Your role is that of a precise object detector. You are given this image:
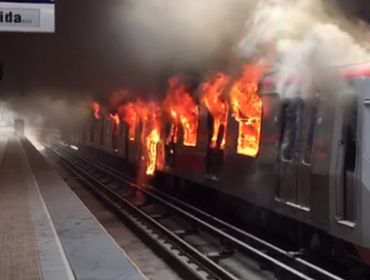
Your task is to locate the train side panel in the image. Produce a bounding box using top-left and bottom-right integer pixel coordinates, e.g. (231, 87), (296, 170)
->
(70, 67), (370, 258)
(171, 104), (208, 183)
(117, 122), (127, 159)
(357, 78), (370, 261)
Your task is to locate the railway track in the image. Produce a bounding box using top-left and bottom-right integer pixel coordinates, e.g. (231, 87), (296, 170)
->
(46, 143), (345, 280)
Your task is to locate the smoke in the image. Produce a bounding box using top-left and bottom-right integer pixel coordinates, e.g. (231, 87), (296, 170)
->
(120, 0), (255, 72)
(14, 93), (93, 134)
(0, 0), (369, 134)
(235, 0), (370, 100)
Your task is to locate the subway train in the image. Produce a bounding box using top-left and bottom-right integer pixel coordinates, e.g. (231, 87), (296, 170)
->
(65, 62), (370, 275)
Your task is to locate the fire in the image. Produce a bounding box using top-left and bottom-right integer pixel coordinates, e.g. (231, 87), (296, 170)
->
(92, 102), (100, 119)
(109, 113), (120, 133)
(166, 122), (178, 144)
(146, 127), (160, 175)
(201, 73), (230, 149)
(164, 76), (198, 146)
(229, 65), (264, 157)
(90, 63), (267, 178)
(119, 103), (136, 141)
(134, 100), (161, 176)
(109, 113), (120, 126)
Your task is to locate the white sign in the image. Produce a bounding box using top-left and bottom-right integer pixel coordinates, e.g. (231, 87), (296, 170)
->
(0, 0), (54, 33)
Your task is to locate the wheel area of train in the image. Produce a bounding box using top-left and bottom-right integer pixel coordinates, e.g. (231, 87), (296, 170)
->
(0, 135), (147, 280)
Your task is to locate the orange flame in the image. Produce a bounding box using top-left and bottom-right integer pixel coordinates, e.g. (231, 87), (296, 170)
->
(166, 123), (178, 144)
(201, 73), (230, 149)
(109, 113), (120, 126)
(229, 65), (264, 157)
(135, 100), (161, 176)
(119, 103), (137, 141)
(164, 76), (198, 146)
(92, 102), (100, 119)
(146, 127), (160, 175)
(109, 113), (120, 134)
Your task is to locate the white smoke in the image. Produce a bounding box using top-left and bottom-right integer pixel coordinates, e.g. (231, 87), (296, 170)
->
(235, 0), (370, 100)
(13, 93), (93, 146)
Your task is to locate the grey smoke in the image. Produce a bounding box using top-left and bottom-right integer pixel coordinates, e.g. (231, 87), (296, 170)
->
(235, 0), (370, 100)
(0, 0), (368, 134)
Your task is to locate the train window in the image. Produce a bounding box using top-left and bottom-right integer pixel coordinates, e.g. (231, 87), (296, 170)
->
(280, 100), (302, 161)
(303, 101), (318, 164)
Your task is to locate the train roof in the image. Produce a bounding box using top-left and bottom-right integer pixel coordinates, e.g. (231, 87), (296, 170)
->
(338, 62), (370, 78)
(261, 62), (370, 89)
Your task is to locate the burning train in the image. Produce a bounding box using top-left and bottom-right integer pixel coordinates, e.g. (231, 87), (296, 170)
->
(65, 62), (370, 274)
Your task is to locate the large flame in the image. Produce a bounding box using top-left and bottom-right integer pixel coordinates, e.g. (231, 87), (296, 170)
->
(146, 127), (160, 175)
(166, 122), (178, 144)
(91, 64), (267, 176)
(119, 103), (137, 141)
(135, 100), (161, 176)
(92, 102), (100, 119)
(229, 65), (264, 157)
(201, 73), (230, 149)
(164, 76), (199, 146)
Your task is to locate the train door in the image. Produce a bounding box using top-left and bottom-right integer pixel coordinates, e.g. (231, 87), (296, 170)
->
(205, 112), (227, 180)
(164, 122), (178, 169)
(278, 97), (318, 209)
(297, 99), (318, 208)
(335, 92), (358, 223)
(119, 123), (128, 158)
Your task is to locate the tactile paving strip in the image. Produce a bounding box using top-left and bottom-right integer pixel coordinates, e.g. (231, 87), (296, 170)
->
(0, 139), (43, 280)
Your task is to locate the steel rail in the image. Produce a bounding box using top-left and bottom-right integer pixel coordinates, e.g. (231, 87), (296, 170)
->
(52, 144), (345, 280)
(47, 145), (240, 280)
(63, 145), (343, 280)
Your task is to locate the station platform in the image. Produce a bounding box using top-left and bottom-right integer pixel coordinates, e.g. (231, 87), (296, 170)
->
(0, 136), (147, 280)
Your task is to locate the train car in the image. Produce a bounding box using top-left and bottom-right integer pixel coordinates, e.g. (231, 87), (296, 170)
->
(68, 62), (370, 273)
(162, 64), (369, 268)
(169, 63), (369, 270)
